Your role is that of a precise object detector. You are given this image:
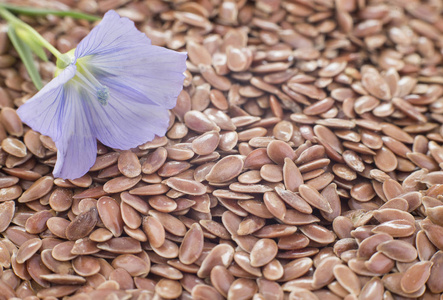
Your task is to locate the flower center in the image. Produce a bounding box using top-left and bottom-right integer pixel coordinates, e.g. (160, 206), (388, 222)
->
(75, 63), (109, 106)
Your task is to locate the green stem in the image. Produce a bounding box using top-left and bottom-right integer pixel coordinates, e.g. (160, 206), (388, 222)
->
(0, 6), (70, 65)
(0, 3), (100, 21)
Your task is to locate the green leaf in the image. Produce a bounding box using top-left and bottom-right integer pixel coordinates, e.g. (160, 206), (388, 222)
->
(0, 4), (100, 21)
(15, 27), (48, 62)
(7, 26), (43, 90)
(27, 41), (48, 62)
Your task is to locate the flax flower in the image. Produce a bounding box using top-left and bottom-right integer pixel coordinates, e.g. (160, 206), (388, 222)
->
(17, 11), (187, 179)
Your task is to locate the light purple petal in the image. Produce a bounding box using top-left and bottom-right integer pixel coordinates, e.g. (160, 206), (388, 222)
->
(17, 65), (96, 179)
(88, 46), (187, 109)
(52, 83), (97, 179)
(75, 10), (151, 58)
(75, 10), (187, 109)
(85, 81), (170, 150)
(17, 65), (77, 141)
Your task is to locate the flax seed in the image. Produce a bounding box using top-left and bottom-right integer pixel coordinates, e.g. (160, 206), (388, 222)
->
(3, 0), (443, 298)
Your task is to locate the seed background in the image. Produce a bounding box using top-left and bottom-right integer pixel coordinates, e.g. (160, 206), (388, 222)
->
(0, 0), (442, 299)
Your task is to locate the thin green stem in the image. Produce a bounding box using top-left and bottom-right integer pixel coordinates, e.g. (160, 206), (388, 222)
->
(0, 3), (100, 21)
(0, 6), (70, 65)
(0, 6), (20, 26)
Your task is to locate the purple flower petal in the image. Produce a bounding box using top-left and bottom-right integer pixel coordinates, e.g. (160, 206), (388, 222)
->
(75, 10), (150, 58)
(52, 83), (97, 179)
(85, 80), (170, 150)
(17, 65), (77, 141)
(17, 65), (97, 179)
(76, 10), (187, 110)
(86, 46), (187, 109)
